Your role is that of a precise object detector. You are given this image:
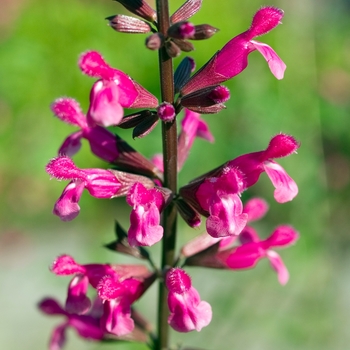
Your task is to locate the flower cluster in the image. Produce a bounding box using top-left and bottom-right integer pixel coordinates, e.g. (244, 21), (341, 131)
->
(40, 1), (298, 349)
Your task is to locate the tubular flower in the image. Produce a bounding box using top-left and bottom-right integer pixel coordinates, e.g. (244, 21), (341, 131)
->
(180, 133), (299, 230)
(196, 168), (248, 238)
(50, 254), (118, 314)
(97, 275), (144, 336)
(51, 98), (120, 162)
(79, 51), (158, 127)
(181, 6), (286, 95)
(226, 133), (299, 203)
(183, 198), (298, 285)
(38, 297), (105, 350)
(166, 268), (212, 332)
(46, 156), (122, 221)
(126, 182), (165, 247)
(221, 225), (299, 285)
(177, 109), (214, 170)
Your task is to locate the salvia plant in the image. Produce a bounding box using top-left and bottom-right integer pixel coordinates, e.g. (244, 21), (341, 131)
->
(38, 1), (300, 349)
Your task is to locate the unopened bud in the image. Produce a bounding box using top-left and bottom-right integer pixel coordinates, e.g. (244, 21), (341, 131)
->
(107, 15), (152, 33)
(165, 40), (182, 58)
(181, 85), (230, 112)
(146, 33), (164, 50)
(167, 21), (195, 40)
(192, 24), (219, 40)
(157, 102), (176, 122)
(172, 38), (194, 52)
(208, 85), (230, 104)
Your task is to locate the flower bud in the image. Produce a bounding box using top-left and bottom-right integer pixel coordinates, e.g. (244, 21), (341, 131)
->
(145, 33), (165, 50)
(167, 21), (195, 40)
(191, 24), (219, 40)
(107, 14), (152, 33)
(157, 102), (176, 122)
(165, 40), (182, 58)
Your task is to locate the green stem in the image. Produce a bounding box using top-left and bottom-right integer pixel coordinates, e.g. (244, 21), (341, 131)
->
(155, 1), (177, 349)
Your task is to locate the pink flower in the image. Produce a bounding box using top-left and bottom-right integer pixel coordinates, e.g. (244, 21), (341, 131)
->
(178, 109), (214, 170)
(166, 268), (212, 332)
(46, 156), (122, 221)
(220, 225), (299, 285)
(180, 134), (299, 236)
(79, 51), (158, 126)
(51, 98), (120, 162)
(126, 182), (165, 246)
(196, 168), (248, 238)
(226, 133), (299, 203)
(38, 297), (105, 350)
(97, 273), (155, 336)
(181, 7), (286, 95)
(51, 255), (117, 314)
(182, 198), (299, 285)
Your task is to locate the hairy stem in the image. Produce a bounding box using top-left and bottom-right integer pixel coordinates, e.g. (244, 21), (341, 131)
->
(156, 0), (177, 349)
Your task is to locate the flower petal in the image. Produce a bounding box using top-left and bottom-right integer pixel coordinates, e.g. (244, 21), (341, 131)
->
(264, 161), (298, 202)
(87, 80), (124, 127)
(206, 193), (248, 238)
(251, 40), (286, 79)
(266, 250), (289, 285)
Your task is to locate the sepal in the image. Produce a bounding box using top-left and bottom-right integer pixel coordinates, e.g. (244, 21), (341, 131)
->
(171, 0), (203, 23)
(107, 14), (152, 33)
(114, 0), (157, 23)
(174, 57), (196, 93)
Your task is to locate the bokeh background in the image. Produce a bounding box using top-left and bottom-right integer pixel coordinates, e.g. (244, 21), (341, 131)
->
(1, 0), (349, 349)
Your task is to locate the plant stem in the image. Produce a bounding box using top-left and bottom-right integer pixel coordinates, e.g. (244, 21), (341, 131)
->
(156, 1), (177, 349)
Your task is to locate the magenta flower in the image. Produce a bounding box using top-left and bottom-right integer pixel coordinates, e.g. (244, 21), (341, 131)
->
(46, 156), (122, 221)
(181, 197), (268, 258)
(151, 108), (214, 173)
(196, 168), (248, 238)
(180, 134), (299, 236)
(221, 225), (299, 285)
(182, 198), (299, 285)
(38, 297), (105, 350)
(181, 6), (286, 95)
(97, 274), (150, 336)
(226, 133), (299, 203)
(79, 51), (158, 126)
(51, 254), (117, 314)
(178, 109), (214, 170)
(126, 182), (165, 247)
(51, 98), (120, 162)
(166, 268), (212, 332)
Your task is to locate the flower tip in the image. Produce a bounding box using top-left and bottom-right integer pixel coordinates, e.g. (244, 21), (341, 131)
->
(266, 134), (300, 159)
(51, 97), (84, 126)
(249, 6), (284, 38)
(166, 268), (191, 294)
(51, 254), (84, 275)
(45, 156), (79, 180)
(78, 50), (109, 78)
(97, 275), (123, 300)
(208, 85), (230, 104)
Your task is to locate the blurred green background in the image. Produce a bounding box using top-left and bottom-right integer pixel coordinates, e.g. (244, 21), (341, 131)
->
(0, 0), (349, 349)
